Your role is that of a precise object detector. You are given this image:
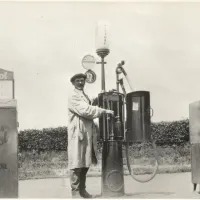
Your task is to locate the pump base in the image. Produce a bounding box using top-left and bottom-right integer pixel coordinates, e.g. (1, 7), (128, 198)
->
(101, 140), (124, 197)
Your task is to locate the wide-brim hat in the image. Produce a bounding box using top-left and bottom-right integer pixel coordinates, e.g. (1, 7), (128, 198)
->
(70, 73), (87, 83)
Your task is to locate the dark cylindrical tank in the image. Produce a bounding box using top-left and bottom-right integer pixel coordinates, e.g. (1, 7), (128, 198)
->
(126, 91), (151, 142)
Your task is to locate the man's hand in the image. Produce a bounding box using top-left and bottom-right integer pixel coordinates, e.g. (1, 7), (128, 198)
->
(105, 110), (114, 116)
(91, 97), (98, 106)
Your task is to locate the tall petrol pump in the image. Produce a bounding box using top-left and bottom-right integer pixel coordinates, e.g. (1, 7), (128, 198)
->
(81, 21), (159, 198)
(83, 57), (159, 197)
(94, 56), (158, 197)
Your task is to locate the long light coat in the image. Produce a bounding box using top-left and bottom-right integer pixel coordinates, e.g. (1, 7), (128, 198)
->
(68, 88), (105, 169)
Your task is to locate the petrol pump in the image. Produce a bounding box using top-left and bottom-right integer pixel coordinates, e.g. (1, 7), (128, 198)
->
(189, 101), (200, 192)
(96, 61), (158, 197)
(81, 21), (159, 198)
(0, 68), (18, 198)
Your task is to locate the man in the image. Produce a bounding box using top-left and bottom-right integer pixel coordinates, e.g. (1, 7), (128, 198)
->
(68, 73), (114, 198)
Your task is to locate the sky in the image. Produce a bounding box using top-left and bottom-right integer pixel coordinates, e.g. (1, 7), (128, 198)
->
(0, 1), (200, 130)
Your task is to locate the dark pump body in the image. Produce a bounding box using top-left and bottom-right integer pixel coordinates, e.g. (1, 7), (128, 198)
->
(0, 106), (18, 198)
(98, 90), (153, 197)
(98, 91), (124, 141)
(98, 91), (125, 197)
(126, 91), (151, 142)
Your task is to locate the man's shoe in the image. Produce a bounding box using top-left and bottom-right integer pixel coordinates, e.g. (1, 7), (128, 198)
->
(80, 190), (94, 198)
(71, 191), (83, 199)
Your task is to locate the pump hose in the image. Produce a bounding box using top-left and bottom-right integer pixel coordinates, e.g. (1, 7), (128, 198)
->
(125, 137), (159, 183)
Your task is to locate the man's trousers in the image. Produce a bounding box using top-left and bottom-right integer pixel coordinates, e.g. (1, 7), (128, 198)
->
(70, 167), (89, 193)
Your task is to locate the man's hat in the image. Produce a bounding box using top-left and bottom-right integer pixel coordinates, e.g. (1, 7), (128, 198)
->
(70, 73), (87, 83)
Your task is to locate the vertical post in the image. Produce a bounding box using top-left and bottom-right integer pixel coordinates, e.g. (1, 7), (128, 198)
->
(116, 64), (122, 92)
(101, 57), (105, 92)
(12, 79), (15, 99)
(116, 73), (119, 92)
(189, 101), (200, 190)
(96, 49), (109, 93)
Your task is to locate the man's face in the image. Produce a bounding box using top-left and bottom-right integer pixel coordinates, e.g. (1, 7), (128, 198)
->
(73, 77), (85, 90)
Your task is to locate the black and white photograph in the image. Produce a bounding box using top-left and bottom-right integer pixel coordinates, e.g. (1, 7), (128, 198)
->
(0, 0), (200, 199)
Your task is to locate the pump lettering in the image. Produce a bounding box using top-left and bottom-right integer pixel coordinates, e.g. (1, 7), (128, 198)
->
(132, 102), (139, 111)
(0, 72), (7, 80)
(0, 163), (7, 170)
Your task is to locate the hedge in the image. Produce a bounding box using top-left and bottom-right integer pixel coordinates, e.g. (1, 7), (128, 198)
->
(151, 119), (189, 146)
(18, 119), (189, 152)
(19, 127), (68, 152)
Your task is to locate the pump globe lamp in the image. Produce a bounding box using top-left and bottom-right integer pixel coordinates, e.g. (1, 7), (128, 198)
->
(95, 21), (110, 92)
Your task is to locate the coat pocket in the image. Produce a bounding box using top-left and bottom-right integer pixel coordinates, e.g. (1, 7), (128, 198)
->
(78, 131), (84, 141)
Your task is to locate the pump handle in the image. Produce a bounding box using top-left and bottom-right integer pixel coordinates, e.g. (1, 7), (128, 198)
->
(116, 61), (133, 91)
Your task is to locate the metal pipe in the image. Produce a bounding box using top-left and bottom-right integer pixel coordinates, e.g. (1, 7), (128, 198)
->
(116, 101), (121, 138)
(116, 73), (119, 92)
(96, 48), (110, 93)
(119, 65), (133, 92)
(116, 64), (122, 92)
(101, 57), (106, 92)
(119, 79), (126, 95)
(103, 99), (107, 140)
(125, 74), (133, 91)
(105, 96), (114, 140)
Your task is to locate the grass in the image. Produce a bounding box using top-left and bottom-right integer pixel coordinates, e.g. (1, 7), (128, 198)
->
(19, 143), (191, 180)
